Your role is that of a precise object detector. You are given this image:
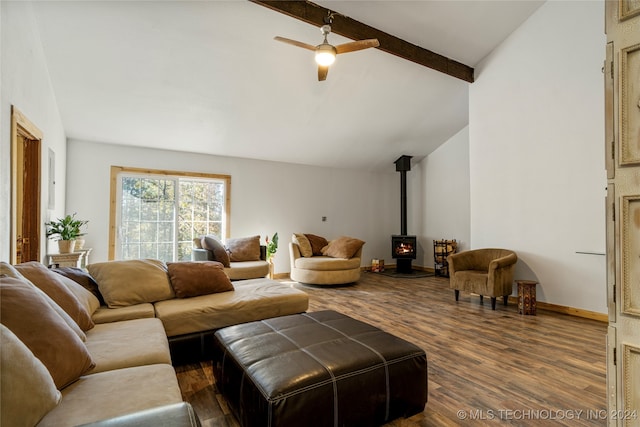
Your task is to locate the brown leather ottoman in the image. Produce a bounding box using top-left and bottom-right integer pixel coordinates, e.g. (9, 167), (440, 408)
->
(212, 310), (427, 427)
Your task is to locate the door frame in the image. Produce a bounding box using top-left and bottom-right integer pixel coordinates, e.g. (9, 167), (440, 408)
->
(11, 106), (43, 264)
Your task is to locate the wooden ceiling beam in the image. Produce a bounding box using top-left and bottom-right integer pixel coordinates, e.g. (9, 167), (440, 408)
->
(250, 0), (474, 83)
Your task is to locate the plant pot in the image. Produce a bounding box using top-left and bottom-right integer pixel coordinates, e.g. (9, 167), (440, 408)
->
(75, 238), (85, 250)
(58, 240), (76, 254)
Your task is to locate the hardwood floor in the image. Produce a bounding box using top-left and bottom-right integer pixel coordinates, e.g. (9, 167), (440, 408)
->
(175, 272), (607, 426)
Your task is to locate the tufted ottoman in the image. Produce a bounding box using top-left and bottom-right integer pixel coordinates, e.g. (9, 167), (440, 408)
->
(212, 310), (427, 427)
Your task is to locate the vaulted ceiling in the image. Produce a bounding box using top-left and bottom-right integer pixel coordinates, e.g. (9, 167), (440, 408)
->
(32, 1), (544, 171)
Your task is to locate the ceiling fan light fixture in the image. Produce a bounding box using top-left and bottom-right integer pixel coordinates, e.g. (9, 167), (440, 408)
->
(315, 44), (336, 66)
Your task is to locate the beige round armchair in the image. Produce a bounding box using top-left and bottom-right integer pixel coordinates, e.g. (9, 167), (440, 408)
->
(289, 235), (363, 286)
(446, 248), (518, 310)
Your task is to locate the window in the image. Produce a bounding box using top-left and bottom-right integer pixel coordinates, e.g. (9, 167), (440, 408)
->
(109, 166), (230, 261)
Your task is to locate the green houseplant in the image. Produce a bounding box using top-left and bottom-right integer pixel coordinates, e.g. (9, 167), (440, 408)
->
(46, 213), (88, 253)
(265, 233), (278, 279)
(265, 232), (278, 261)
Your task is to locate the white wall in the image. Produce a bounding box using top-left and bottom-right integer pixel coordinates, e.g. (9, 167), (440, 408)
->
(66, 139), (402, 274)
(422, 126), (471, 267)
(0, 2), (67, 262)
(469, 1), (606, 313)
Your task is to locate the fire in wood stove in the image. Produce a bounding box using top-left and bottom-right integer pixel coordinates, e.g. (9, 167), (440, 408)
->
(391, 235), (417, 260)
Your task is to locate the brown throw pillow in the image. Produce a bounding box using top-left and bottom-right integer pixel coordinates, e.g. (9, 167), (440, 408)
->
(292, 233), (313, 257)
(2, 262), (87, 341)
(87, 259), (174, 308)
(225, 235), (261, 262)
(305, 234), (328, 256)
(15, 261), (95, 331)
(201, 235), (231, 267)
(52, 266), (105, 306)
(0, 277), (95, 389)
(0, 324), (62, 426)
(321, 236), (365, 259)
(167, 261), (234, 298)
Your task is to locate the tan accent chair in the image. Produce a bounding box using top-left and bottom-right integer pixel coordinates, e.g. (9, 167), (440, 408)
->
(447, 248), (517, 310)
(289, 242), (362, 286)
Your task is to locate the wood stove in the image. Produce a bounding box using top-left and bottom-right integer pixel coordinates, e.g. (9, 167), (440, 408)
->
(392, 234), (416, 273)
(392, 155), (416, 274)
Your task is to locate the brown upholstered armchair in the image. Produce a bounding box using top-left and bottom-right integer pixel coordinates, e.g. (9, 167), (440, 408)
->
(446, 248), (518, 310)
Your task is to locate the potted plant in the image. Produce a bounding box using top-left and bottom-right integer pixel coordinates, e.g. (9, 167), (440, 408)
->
(46, 213), (88, 254)
(265, 233), (278, 279)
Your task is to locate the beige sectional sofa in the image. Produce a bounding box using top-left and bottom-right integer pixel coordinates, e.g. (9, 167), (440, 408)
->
(84, 259), (308, 339)
(0, 259), (308, 427)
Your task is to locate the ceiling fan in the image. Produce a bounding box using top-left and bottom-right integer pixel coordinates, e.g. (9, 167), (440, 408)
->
(274, 14), (380, 81)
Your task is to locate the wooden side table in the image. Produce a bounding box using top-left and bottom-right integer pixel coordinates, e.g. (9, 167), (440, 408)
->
(516, 280), (538, 315)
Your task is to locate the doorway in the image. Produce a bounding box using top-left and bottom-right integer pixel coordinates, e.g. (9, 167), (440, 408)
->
(11, 106), (43, 264)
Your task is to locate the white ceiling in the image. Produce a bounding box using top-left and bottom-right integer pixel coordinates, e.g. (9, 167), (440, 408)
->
(32, 0), (544, 171)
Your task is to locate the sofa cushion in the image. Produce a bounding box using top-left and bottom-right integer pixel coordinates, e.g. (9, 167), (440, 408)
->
(167, 261), (234, 298)
(75, 403), (200, 427)
(37, 364), (183, 427)
(57, 274), (101, 316)
(201, 235), (231, 267)
(15, 261), (95, 331)
(0, 261), (21, 278)
(33, 284), (88, 342)
(84, 318), (171, 374)
(292, 233), (313, 257)
(92, 303), (156, 324)
(0, 324), (62, 427)
(0, 262), (86, 341)
(321, 236), (365, 259)
(154, 278), (309, 337)
(305, 234), (328, 256)
(225, 260), (270, 281)
(88, 259), (175, 308)
(225, 235), (261, 262)
(0, 277), (95, 389)
(52, 266), (105, 306)
(294, 256), (362, 271)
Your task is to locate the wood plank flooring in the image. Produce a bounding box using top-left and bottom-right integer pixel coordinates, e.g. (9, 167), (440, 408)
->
(175, 272), (607, 426)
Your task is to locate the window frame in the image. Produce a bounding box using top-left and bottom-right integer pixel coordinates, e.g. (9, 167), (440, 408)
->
(108, 166), (231, 260)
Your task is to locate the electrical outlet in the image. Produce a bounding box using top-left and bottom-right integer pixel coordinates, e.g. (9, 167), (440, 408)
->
(322, 216), (327, 222)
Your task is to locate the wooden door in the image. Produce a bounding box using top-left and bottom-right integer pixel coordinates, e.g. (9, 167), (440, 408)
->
(605, 1), (640, 425)
(11, 107), (42, 264)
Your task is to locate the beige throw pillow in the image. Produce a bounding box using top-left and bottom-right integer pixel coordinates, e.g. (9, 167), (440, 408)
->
(225, 235), (261, 262)
(321, 236), (365, 259)
(0, 262), (86, 341)
(292, 233), (313, 257)
(167, 261), (234, 298)
(1, 324), (62, 426)
(0, 261), (24, 279)
(15, 261), (95, 331)
(201, 235), (231, 267)
(0, 277), (95, 389)
(87, 259), (174, 308)
(51, 266), (105, 306)
(57, 274), (101, 316)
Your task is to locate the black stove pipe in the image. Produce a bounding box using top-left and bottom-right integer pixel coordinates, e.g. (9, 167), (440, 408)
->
(394, 155), (412, 236)
(399, 170), (407, 235)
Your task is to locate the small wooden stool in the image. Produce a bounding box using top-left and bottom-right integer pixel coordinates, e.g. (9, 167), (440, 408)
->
(516, 280), (538, 315)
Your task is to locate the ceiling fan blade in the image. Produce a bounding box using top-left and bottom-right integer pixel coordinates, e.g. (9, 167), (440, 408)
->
(318, 65), (329, 81)
(335, 39), (380, 55)
(274, 36), (316, 51)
